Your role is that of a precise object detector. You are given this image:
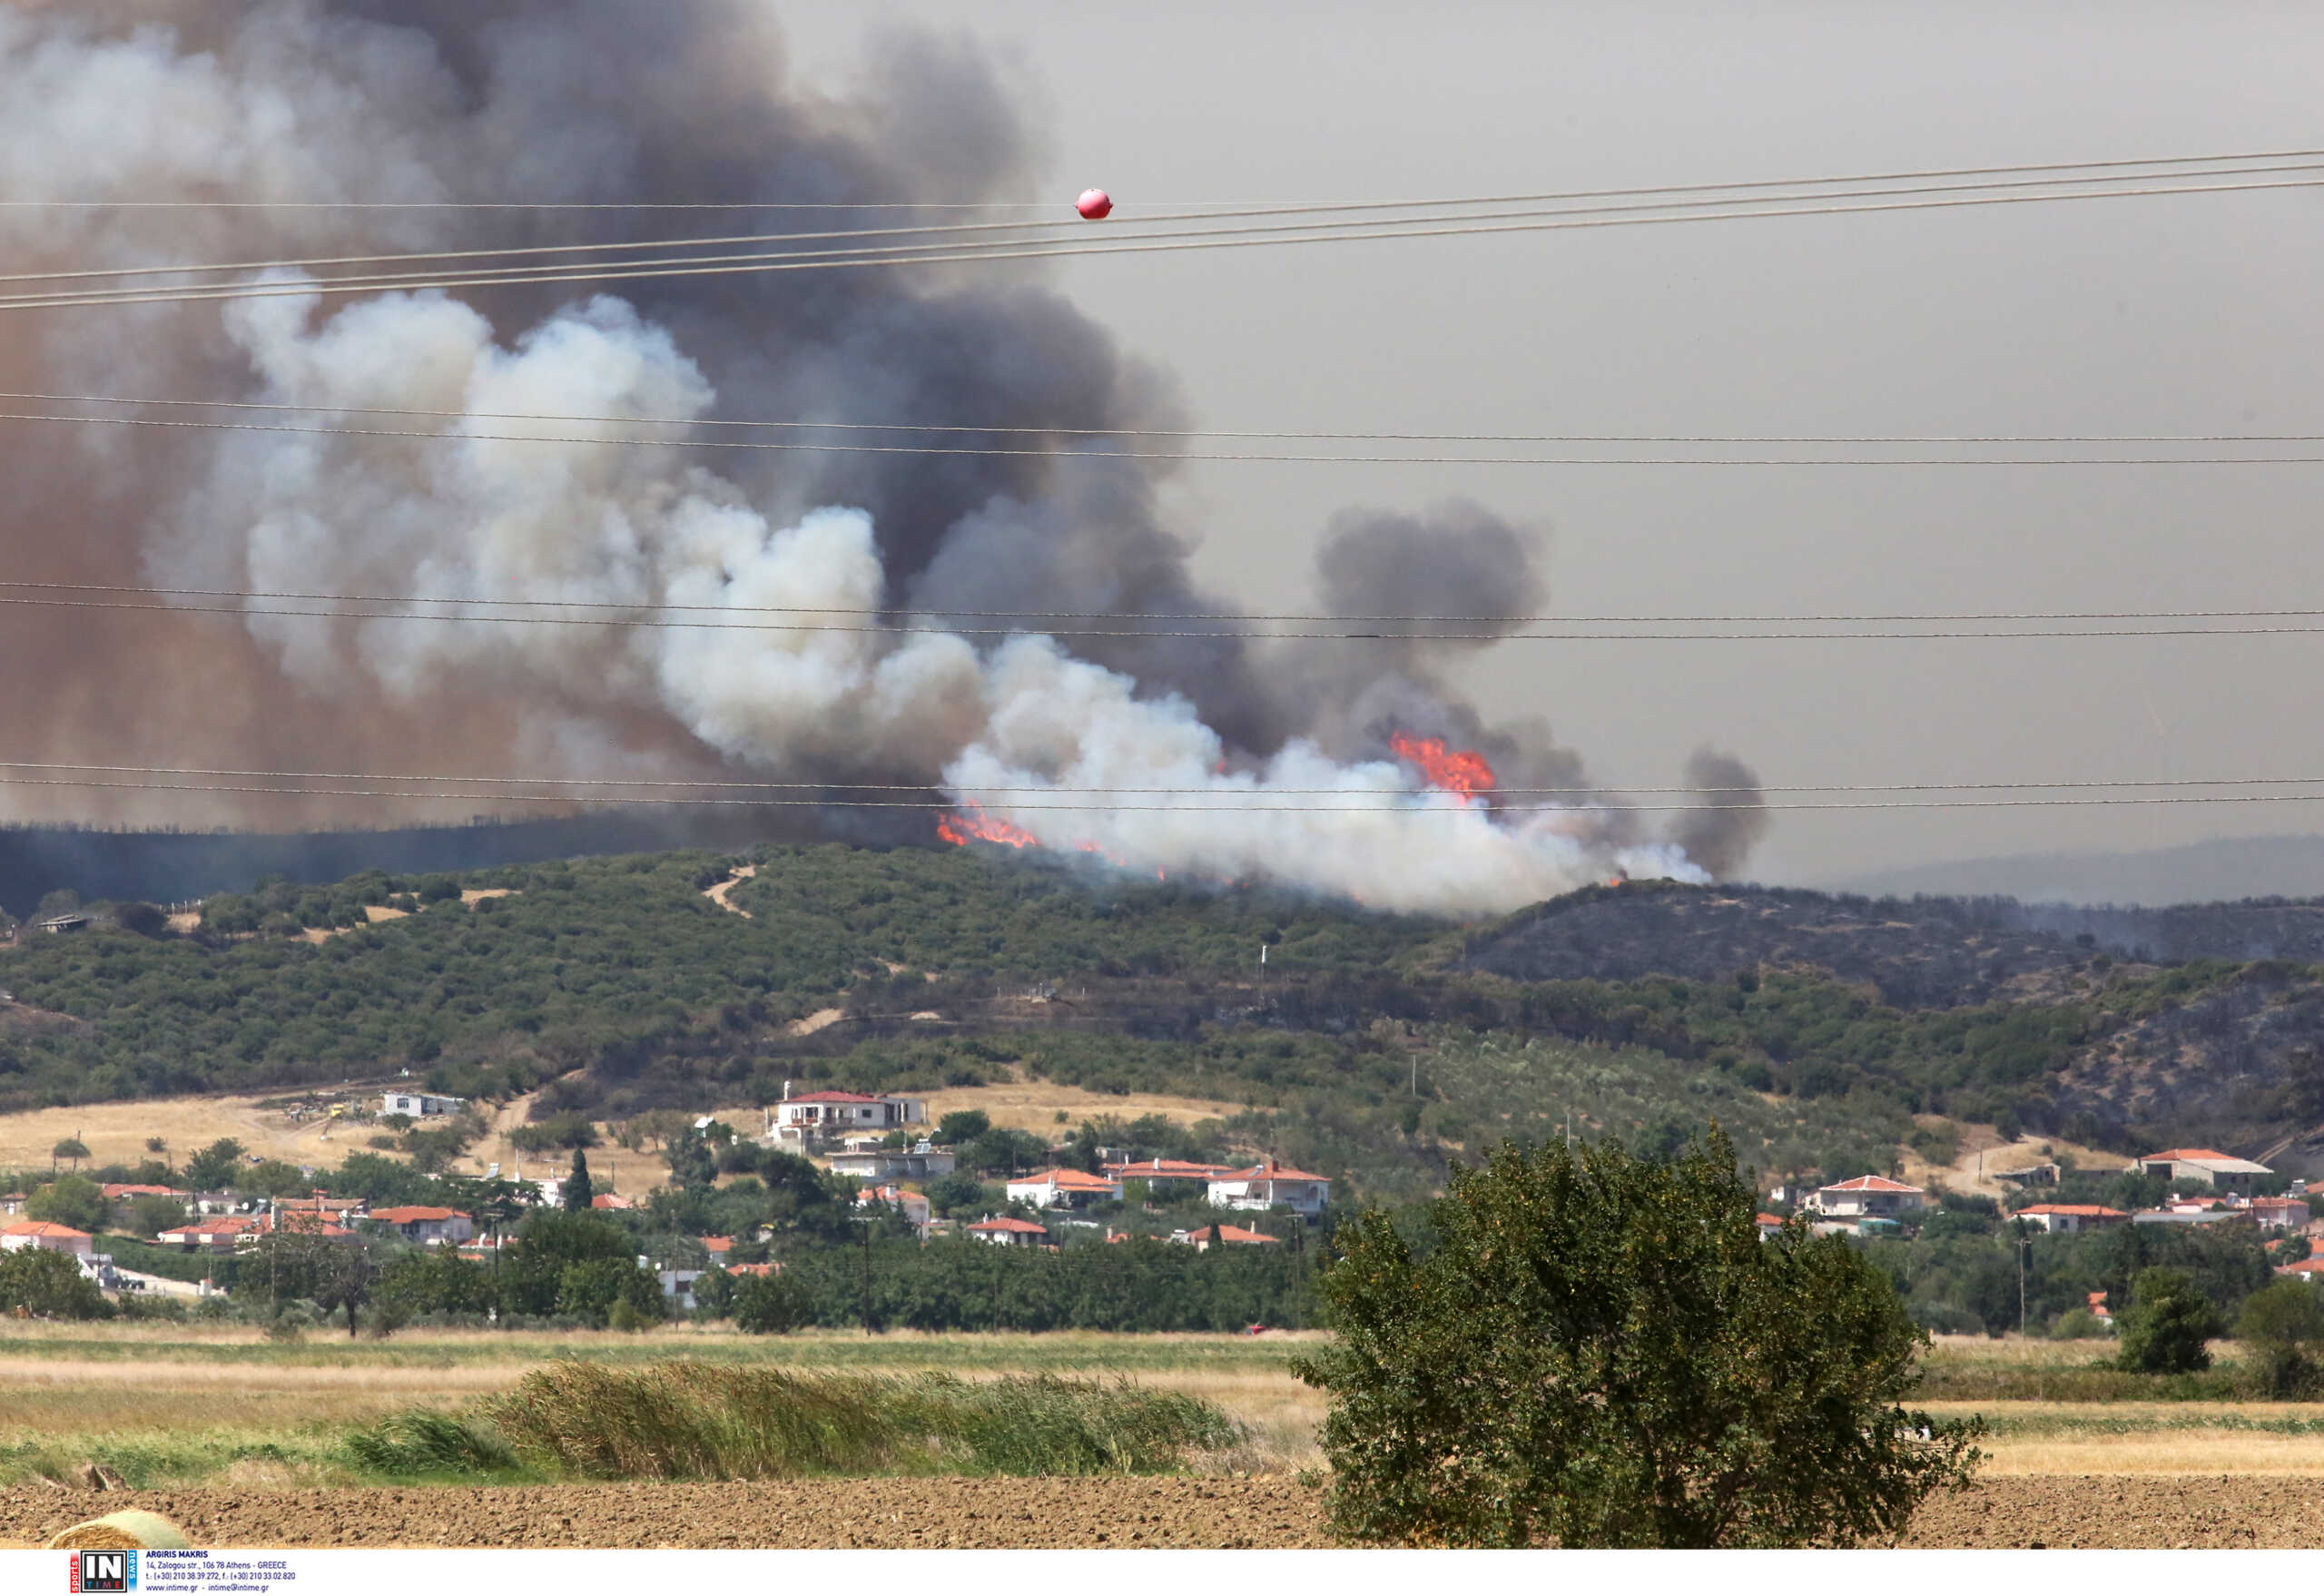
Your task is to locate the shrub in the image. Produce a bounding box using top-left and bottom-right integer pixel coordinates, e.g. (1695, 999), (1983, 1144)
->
(1295, 1127), (1981, 1547)
(2117, 1266), (2221, 1374)
(733, 1271), (812, 1335)
(26, 1175), (105, 1234)
(0, 1246), (110, 1318)
(2234, 1278), (2324, 1397)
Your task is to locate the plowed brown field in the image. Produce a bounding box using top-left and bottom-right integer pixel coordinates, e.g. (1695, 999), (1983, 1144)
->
(7, 1475), (2324, 1549)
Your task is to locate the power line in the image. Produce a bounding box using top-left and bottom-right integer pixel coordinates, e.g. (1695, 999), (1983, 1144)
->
(10, 757), (2324, 798)
(8, 389), (2324, 447)
(17, 151), (2319, 289)
(3, 406), (2321, 468)
(14, 576), (2324, 626)
(10, 589), (2324, 640)
(8, 170), (2324, 314)
(5, 143), (2317, 210)
(10, 767), (2324, 813)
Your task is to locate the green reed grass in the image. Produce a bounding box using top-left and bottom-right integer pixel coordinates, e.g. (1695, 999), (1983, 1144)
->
(345, 1361), (1243, 1483)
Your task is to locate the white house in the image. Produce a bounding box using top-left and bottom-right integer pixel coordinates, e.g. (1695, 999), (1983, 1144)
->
(1005, 1168), (1123, 1210)
(1807, 1176), (1926, 1219)
(2132, 1148), (2273, 1192)
(827, 1144), (956, 1181)
(365, 1206), (475, 1246)
(0, 1220), (93, 1258)
(965, 1216), (1049, 1247)
(766, 1089), (926, 1147)
(379, 1091), (466, 1119)
(156, 1217), (260, 1253)
(2014, 1203), (2130, 1235)
(1207, 1159), (1331, 1218)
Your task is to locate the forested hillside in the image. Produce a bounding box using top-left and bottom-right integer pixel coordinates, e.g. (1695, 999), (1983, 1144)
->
(5, 846), (2324, 1199)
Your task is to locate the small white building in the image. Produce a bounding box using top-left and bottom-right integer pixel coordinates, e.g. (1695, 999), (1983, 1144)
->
(2014, 1203), (2130, 1235)
(965, 1216), (1049, 1247)
(1005, 1168), (1123, 1210)
(827, 1144), (956, 1182)
(1807, 1176), (1926, 1219)
(1207, 1159), (1331, 1218)
(379, 1091), (466, 1119)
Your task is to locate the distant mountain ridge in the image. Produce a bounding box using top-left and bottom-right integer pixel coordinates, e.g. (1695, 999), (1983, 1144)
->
(1826, 832), (2324, 907)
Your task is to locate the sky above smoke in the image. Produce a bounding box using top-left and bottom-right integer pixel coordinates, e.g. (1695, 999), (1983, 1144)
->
(0, 0), (1760, 912)
(765, 0), (2324, 889)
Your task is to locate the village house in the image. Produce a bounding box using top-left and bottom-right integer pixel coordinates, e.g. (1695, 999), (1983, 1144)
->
(100, 1184), (186, 1202)
(2132, 1205), (2247, 1227)
(2248, 1196), (2309, 1231)
(379, 1091), (466, 1119)
(1207, 1159), (1331, 1218)
(156, 1217), (260, 1253)
(1171, 1223), (1280, 1251)
(591, 1194), (635, 1211)
(852, 1187), (933, 1237)
(1005, 1168), (1123, 1210)
(1104, 1158), (1242, 1187)
(827, 1144), (956, 1182)
(365, 1206), (474, 1246)
(2014, 1203), (2132, 1235)
(1807, 1176), (1926, 1219)
(966, 1216), (1049, 1247)
(0, 1193), (27, 1217)
(0, 1219), (92, 1258)
(2278, 1256), (2324, 1282)
(765, 1087), (926, 1148)
(1755, 1212), (1787, 1238)
(2132, 1148), (2273, 1192)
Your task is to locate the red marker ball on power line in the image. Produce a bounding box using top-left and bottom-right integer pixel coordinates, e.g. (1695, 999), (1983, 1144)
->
(1076, 188), (1113, 220)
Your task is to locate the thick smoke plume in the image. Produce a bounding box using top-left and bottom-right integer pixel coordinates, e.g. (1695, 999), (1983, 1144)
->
(0, 0), (1767, 913)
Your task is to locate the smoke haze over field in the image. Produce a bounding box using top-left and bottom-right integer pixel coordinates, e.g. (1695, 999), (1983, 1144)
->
(0, 0), (1761, 911)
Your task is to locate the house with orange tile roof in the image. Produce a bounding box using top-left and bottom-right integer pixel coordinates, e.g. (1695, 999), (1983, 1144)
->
(767, 1086), (926, 1148)
(1171, 1223), (1281, 1251)
(590, 1193), (634, 1211)
(0, 1219), (92, 1258)
(1207, 1159), (1331, 1218)
(1005, 1168), (1123, 1210)
(365, 1206), (474, 1246)
(100, 1184), (187, 1202)
(965, 1215), (1049, 1247)
(2014, 1203), (2131, 1235)
(852, 1187), (932, 1236)
(1103, 1158), (1242, 1188)
(1807, 1176), (1925, 1219)
(156, 1217), (260, 1253)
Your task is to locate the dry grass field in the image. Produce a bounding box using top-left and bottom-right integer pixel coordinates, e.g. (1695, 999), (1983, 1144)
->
(0, 1095), (365, 1179)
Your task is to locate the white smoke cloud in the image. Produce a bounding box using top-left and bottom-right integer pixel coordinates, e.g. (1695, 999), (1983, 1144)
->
(169, 284), (1703, 911)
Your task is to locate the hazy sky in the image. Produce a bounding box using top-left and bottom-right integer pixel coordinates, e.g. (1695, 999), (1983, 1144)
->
(777, 1), (2324, 885)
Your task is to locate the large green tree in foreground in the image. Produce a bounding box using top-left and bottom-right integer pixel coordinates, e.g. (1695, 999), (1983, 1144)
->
(1295, 1127), (1981, 1547)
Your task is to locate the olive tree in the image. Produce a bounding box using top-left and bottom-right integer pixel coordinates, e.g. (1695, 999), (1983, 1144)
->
(1295, 1127), (1981, 1547)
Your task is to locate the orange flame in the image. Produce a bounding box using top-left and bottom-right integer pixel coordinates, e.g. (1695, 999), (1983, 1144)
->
(936, 803), (1040, 849)
(1389, 731), (1497, 803)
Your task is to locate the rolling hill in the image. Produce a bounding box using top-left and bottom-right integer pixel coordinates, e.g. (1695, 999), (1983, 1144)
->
(3, 845), (2323, 1199)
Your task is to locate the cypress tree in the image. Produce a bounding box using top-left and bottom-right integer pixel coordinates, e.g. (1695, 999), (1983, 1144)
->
(564, 1148), (595, 1212)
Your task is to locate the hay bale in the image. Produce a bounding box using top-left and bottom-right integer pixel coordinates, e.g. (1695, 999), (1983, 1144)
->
(46, 1511), (192, 1551)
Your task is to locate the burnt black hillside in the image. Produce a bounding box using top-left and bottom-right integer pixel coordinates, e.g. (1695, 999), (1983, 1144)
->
(1462, 881), (2324, 1007)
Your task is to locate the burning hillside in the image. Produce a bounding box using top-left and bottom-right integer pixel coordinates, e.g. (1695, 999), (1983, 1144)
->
(0, 1), (1765, 913)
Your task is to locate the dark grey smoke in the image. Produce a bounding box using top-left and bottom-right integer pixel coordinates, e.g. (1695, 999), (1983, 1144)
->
(1670, 749), (1771, 880)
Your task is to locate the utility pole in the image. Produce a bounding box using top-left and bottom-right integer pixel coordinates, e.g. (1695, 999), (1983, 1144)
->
(861, 1217), (874, 1337)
